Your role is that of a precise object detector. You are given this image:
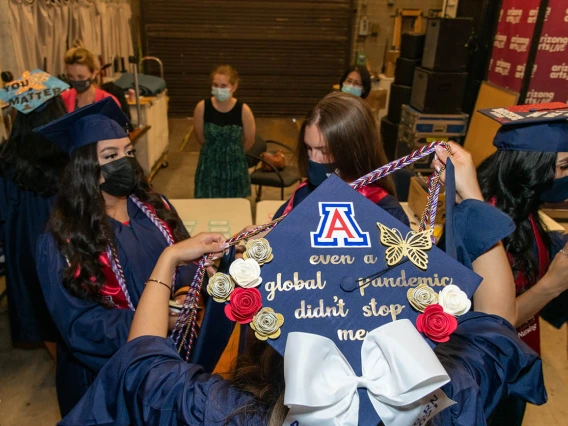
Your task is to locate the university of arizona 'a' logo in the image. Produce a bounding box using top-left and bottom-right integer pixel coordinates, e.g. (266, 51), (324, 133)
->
(311, 202), (370, 248)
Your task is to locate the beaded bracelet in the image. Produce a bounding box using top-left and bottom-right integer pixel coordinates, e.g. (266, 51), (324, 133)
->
(146, 278), (172, 291)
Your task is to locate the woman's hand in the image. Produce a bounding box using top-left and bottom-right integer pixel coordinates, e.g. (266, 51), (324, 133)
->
(541, 240), (568, 296)
(431, 142), (483, 203)
(164, 233), (228, 266)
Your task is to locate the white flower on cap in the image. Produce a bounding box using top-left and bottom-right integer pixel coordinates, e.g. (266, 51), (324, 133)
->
(229, 258), (262, 288)
(438, 285), (471, 316)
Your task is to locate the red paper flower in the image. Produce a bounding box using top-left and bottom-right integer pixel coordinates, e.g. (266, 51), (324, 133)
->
(224, 287), (262, 324)
(416, 304), (458, 343)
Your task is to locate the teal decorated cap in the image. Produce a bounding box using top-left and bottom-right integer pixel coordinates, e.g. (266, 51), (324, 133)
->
(0, 69), (69, 114)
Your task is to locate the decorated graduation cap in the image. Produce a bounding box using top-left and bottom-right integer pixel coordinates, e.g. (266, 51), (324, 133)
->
(479, 102), (568, 152)
(203, 162), (484, 425)
(33, 97), (130, 154)
(0, 69), (69, 114)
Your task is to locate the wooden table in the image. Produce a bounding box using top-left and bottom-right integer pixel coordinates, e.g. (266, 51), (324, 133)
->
(255, 200), (285, 225)
(169, 198), (253, 238)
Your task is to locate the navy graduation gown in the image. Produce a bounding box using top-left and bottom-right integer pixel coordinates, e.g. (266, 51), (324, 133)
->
(59, 313), (544, 426)
(274, 182), (411, 227)
(0, 174), (57, 344)
(540, 231), (568, 328)
(36, 196), (198, 416)
(59, 199), (545, 426)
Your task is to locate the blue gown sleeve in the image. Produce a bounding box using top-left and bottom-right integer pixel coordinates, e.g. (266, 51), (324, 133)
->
(59, 336), (265, 426)
(432, 312), (546, 426)
(447, 199), (515, 268)
(36, 233), (134, 373)
(540, 231), (568, 328)
(377, 194), (410, 227)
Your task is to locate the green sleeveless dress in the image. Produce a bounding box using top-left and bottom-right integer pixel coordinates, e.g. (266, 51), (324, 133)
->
(194, 98), (251, 198)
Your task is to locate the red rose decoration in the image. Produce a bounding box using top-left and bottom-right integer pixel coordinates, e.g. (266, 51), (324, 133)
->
(224, 287), (262, 324)
(416, 304), (458, 343)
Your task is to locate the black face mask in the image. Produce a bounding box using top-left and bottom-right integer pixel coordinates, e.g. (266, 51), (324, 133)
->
(100, 156), (139, 197)
(69, 78), (92, 93)
(308, 159), (336, 187)
(540, 176), (568, 203)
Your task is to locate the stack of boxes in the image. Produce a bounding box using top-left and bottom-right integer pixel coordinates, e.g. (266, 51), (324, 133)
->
(395, 18), (473, 171)
(381, 32), (425, 161)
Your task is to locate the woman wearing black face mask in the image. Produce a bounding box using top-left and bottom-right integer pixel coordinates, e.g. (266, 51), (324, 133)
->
(274, 92), (409, 226)
(455, 104), (568, 426)
(33, 98), (213, 416)
(61, 47), (121, 112)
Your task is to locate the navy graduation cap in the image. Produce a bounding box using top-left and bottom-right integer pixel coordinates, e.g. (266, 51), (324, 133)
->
(208, 174), (483, 426)
(33, 97), (130, 154)
(479, 102), (568, 152)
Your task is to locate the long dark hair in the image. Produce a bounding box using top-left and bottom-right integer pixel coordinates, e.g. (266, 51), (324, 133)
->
(227, 333), (287, 425)
(297, 92), (395, 195)
(477, 150), (555, 288)
(0, 96), (68, 196)
(48, 143), (189, 306)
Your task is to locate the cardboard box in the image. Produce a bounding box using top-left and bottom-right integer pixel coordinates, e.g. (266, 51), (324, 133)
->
(365, 87), (388, 111)
(384, 50), (400, 78)
(407, 176), (445, 225)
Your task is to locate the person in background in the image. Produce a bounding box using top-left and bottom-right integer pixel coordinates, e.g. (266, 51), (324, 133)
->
(339, 65), (371, 99)
(59, 143), (541, 426)
(469, 106), (568, 426)
(34, 98), (202, 416)
(274, 92), (408, 226)
(0, 72), (69, 355)
(62, 47), (121, 112)
(194, 65), (255, 198)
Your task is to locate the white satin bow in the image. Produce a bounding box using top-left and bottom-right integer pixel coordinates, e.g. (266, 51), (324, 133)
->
(283, 320), (454, 426)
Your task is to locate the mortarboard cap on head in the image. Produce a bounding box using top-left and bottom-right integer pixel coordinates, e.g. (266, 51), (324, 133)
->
(0, 69), (69, 114)
(479, 102), (568, 152)
(209, 175), (483, 425)
(33, 97), (131, 154)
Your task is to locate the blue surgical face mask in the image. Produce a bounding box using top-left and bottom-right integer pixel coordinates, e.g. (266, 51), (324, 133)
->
(341, 84), (363, 97)
(212, 87), (231, 102)
(540, 176), (568, 203)
(308, 159), (336, 187)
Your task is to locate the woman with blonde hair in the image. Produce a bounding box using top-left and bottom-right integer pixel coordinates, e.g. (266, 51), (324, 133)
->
(194, 65), (256, 198)
(62, 47), (120, 112)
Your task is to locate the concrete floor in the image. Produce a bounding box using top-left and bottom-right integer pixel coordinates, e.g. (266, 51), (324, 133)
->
(0, 118), (567, 425)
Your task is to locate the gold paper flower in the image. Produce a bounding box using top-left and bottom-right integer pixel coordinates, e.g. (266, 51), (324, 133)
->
(407, 284), (438, 312)
(207, 272), (235, 302)
(250, 307), (284, 341)
(243, 238), (274, 265)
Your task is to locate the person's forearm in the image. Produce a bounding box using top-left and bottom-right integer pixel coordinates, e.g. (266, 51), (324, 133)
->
(472, 242), (518, 325)
(515, 274), (562, 326)
(128, 248), (177, 341)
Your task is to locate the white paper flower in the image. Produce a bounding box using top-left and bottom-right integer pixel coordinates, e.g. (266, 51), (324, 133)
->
(250, 307), (284, 340)
(243, 238), (274, 265)
(229, 258), (262, 288)
(407, 284), (439, 312)
(438, 285), (471, 316)
(207, 272), (235, 302)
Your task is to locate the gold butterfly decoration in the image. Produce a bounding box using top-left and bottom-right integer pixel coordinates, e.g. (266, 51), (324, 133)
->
(376, 223), (433, 270)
